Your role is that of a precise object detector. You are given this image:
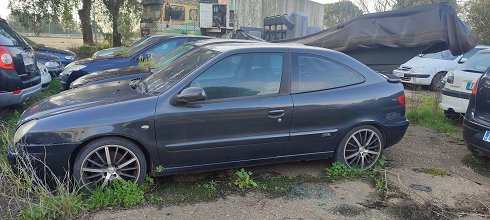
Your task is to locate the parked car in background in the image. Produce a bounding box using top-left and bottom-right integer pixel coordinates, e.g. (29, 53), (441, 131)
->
(60, 35), (209, 90)
(8, 43), (408, 187)
(38, 63), (52, 88)
(33, 52), (64, 76)
(70, 39), (257, 89)
(92, 35), (158, 58)
(464, 68), (490, 158)
(0, 18), (41, 108)
(440, 49), (490, 118)
(393, 45), (490, 91)
(23, 36), (75, 66)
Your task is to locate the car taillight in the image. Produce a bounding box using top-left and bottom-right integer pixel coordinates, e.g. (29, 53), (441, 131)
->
(0, 46), (14, 70)
(397, 93), (406, 107)
(472, 78), (480, 95)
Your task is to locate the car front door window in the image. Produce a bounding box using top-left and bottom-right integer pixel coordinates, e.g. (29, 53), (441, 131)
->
(191, 53), (284, 100)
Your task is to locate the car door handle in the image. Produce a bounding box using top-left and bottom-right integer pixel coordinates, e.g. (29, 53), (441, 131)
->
(268, 110), (285, 118)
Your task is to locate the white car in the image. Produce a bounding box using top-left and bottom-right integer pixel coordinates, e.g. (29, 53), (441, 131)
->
(393, 45), (490, 91)
(38, 62), (52, 88)
(439, 49), (490, 118)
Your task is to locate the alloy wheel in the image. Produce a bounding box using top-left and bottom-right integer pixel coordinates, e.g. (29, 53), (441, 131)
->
(79, 145), (141, 188)
(343, 129), (382, 169)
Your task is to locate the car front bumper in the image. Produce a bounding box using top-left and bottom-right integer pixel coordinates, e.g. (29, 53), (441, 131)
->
(392, 69), (432, 85)
(464, 118), (490, 157)
(6, 142), (80, 180)
(0, 83), (42, 107)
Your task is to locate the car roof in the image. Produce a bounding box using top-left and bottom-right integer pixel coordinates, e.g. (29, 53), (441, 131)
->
(202, 42), (327, 53)
(147, 34), (210, 40)
(475, 45), (490, 49)
(190, 39), (260, 46)
(477, 49), (490, 54)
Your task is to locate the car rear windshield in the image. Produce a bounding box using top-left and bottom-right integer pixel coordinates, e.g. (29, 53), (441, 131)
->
(461, 51), (490, 73)
(141, 48), (220, 94)
(0, 21), (28, 47)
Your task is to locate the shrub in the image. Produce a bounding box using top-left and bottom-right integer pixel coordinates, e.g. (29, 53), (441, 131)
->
(233, 168), (257, 190)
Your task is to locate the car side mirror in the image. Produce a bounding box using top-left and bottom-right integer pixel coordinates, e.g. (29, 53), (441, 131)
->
(177, 87), (206, 103)
(138, 53), (152, 62)
(458, 57), (468, 64)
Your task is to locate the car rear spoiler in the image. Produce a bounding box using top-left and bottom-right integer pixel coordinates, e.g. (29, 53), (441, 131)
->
(381, 73), (402, 83)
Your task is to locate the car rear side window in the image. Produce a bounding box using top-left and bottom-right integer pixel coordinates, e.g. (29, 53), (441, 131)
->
(0, 21), (27, 46)
(191, 53), (283, 100)
(292, 54), (364, 93)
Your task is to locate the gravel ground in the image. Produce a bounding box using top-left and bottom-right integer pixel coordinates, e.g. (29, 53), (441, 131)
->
(92, 125), (490, 220)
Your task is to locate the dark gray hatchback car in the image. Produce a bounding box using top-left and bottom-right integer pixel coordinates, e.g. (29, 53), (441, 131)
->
(8, 43), (408, 187)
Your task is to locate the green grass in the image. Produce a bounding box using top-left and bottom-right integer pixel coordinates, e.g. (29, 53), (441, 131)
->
(412, 168), (451, 177)
(406, 96), (461, 135)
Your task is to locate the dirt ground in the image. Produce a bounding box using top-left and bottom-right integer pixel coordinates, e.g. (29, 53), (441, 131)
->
(91, 125), (490, 220)
(27, 37), (83, 50)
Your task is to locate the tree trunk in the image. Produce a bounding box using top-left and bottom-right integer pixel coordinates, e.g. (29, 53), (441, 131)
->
(112, 6), (122, 47)
(103, 0), (125, 47)
(78, 0), (94, 45)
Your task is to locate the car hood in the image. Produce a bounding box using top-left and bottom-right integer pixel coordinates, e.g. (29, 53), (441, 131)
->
(20, 80), (152, 124)
(76, 66), (148, 84)
(35, 51), (61, 62)
(36, 46), (75, 56)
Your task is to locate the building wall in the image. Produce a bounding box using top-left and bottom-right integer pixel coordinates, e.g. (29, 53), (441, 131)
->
(235, 0), (324, 29)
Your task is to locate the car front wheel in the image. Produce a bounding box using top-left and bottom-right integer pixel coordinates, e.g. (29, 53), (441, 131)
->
(335, 125), (384, 169)
(73, 137), (147, 188)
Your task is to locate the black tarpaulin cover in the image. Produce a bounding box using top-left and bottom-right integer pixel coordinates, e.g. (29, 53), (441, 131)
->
(280, 3), (478, 56)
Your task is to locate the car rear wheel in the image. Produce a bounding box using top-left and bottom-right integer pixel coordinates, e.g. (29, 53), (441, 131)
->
(430, 72), (446, 91)
(73, 137), (147, 188)
(335, 125), (384, 169)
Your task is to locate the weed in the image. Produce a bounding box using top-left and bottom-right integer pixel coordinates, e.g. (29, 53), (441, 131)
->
(85, 177), (154, 209)
(412, 168), (451, 177)
(155, 165), (164, 173)
(199, 180), (218, 197)
(233, 168), (257, 190)
(325, 162), (366, 178)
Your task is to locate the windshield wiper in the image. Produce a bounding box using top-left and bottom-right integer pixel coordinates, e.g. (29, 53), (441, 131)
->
(462, 69), (484, 73)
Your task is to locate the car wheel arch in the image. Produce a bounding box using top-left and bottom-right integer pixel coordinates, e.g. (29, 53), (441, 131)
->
(344, 121), (387, 147)
(69, 134), (152, 175)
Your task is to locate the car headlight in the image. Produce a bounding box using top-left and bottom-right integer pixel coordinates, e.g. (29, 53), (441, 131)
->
(13, 120), (38, 144)
(44, 61), (60, 68)
(410, 66), (425, 73)
(60, 64), (86, 77)
(65, 56), (75, 60)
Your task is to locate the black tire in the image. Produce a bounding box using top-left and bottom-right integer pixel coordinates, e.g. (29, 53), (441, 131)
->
(335, 125), (384, 169)
(73, 137), (147, 188)
(444, 110), (463, 122)
(430, 72), (446, 91)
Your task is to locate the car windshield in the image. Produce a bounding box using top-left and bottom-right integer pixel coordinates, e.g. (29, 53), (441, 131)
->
(0, 21), (28, 47)
(140, 48), (220, 94)
(462, 47), (486, 59)
(153, 44), (197, 70)
(420, 50), (457, 60)
(22, 37), (40, 48)
(461, 51), (490, 73)
(141, 4), (162, 21)
(126, 36), (164, 57)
